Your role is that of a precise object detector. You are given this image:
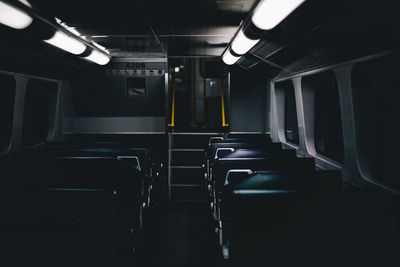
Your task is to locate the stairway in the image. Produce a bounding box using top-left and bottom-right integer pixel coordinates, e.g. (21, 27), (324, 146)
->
(168, 133), (222, 201)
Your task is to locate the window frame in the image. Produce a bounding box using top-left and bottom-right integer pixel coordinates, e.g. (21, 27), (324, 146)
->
(301, 70), (344, 165)
(282, 80), (300, 146)
(22, 78), (59, 147)
(352, 55), (400, 191)
(0, 74), (16, 153)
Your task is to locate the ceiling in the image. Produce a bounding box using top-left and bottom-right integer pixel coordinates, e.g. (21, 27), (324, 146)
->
(232, 0), (400, 79)
(28, 0), (257, 59)
(1, 0), (400, 81)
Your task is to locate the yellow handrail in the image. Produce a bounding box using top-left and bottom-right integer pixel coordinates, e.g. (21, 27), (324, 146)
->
(221, 83), (229, 127)
(168, 82), (176, 127)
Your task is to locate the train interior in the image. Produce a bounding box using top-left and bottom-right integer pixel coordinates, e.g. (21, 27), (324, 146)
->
(0, 0), (399, 266)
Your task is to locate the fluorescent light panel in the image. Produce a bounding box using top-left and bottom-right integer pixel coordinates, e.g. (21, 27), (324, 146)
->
(92, 41), (110, 54)
(222, 50), (241, 65)
(231, 29), (259, 55)
(0, 0), (32, 29)
(84, 50), (110, 65)
(44, 30), (86, 55)
(55, 17), (85, 39)
(252, 0), (306, 30)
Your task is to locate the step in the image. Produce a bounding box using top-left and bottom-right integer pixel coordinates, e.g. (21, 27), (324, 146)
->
(170, 167), (205, 185)
(171, 134), (222, 149)
(171, 150), (205, 166)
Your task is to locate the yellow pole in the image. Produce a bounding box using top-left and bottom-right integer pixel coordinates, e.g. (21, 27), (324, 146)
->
(168, 82), (176, 127)
(221, 82), (229, 127)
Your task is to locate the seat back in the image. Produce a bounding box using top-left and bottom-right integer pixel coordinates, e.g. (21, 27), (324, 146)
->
(221, 148), (295, 160)
(208, 142), (282, 162)
(0, 155), (143, 267)
(214, 158), (315, 193)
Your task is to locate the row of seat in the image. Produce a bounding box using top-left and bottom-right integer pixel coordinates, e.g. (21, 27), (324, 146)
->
(204, 135), (342, 262)
(0, 140), (164, 267)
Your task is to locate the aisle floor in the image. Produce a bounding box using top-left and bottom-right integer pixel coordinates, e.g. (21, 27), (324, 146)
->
(134, 203), (221, 267)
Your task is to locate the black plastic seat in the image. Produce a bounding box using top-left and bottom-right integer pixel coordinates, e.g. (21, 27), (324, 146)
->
(219, 170), (338, 262)
(20, 145), (159, 208)
(22, 146), (150, 175)
(213, 157), (315, 196)
(220, 148), (296, 160)
(208, 142), (281, 162)
(0, 188), (134, 267)
(0, 155), (145, 267)
(209, 157), (315, 222)
(206, 142), (283, 182)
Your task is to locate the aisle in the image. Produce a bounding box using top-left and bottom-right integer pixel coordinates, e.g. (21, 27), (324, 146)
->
(134, 203), (221, 267)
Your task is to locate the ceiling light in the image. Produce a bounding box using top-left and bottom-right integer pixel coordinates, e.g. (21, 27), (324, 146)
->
(84, 50), (111, 65)
(92, 41), (110, 54)
(0, 0), (33, 29)
(222, 50), (240, 65)
(251, 0), (305, 30)
(55, 17), (86, 39)
(44, 30), (86, 55)
(231, 29), (259, 55)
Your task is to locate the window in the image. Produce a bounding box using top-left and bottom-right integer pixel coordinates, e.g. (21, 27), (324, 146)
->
(278, 80), (299, 145)
(352, 55), (400, 188)
(0, 74), (16, 152)
(126, 77), (147, 97)
(22, 79), (58, 147)
(303, 71), (344, 163)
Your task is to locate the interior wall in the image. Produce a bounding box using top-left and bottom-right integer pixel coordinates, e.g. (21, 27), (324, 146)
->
(269, 52), (400, 193)
(229, 70), (269, 133)
(270, 67), (359, 178)
(57, 82), (76, 139)
(0, 69), (68, 152)
(68, 61), (167, 134)
(75, 117), (165, 134)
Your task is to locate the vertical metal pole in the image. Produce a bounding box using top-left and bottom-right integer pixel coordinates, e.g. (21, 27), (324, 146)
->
(227, 72), (231, 132)
(191, 58), (197, 127)
(168, 133), (172, 200)
(202, 58), (207, 128)
(164, 69), (169, 131)
(221, 82), (229, 127)
(168, 81), (176, 127)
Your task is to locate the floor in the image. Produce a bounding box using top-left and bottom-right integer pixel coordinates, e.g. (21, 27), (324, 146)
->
(134, 190), (400, 267)
(134, 202), (221, 267)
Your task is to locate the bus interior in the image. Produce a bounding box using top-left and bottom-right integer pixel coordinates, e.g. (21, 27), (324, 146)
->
(0, 0), (399, 266)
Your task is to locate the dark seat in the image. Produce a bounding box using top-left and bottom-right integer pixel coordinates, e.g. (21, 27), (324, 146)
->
(206, 142), (283, 181)
(0, 155), (145, 267)
(213, 148), (298, 180)
(219, 171), (398, 267)
(219, 170), (338, 262)
(211, 137), (264, 144)
(21, 145), (159, 208)
(213, 157), (315, 196)
(226, 133), (272, 142)
(22, 145), (150, 175)
(0, 188), (134, 267)
(220, 148), (296, 160)
(26, 140), (165, 187)
(210, 148), (296, 183)
(210, 135), (272, 145)
(208, 142), (281, 162)
(210, 157), (316, 221)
